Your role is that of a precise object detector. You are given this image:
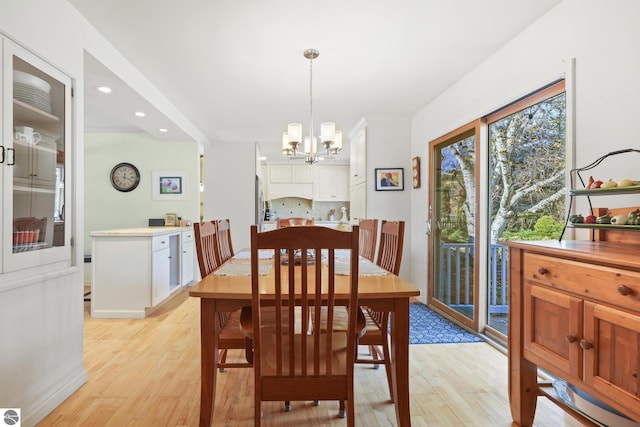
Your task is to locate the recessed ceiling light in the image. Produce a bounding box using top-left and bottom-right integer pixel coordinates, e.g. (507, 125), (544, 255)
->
(159, 128), (168, 133)
(134, 111), (145, 117)
(97, 86), (112, 93)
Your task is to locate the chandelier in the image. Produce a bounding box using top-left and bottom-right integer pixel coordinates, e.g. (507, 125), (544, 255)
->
(282, 49), (342, 165)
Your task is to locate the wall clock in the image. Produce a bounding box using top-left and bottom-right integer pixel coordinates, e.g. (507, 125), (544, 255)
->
(412, 156), (421, 189)
(110, 162), (141, 192)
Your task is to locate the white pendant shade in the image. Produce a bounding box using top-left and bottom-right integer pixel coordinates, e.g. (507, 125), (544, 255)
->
(287, 123), (302, 143)
(321, 122), (336, 143)
(334, 130), (343, 150)
(304, 135), (317, 155)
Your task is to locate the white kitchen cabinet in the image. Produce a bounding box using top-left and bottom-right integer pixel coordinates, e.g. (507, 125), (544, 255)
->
(313, 165), (350, 201)
(349, 123), (367, 186)
(180, 229), (195, 285)
(269, 164), (313, 183)
(151, 236), (171, 306)
(1, 37), (72, 275)
(291, 164), (313, 182)
(267, 164), (313, 199)
(269, 164), (292, 183)
(350, 181), (366, 224)
(91, 227), (191, 318)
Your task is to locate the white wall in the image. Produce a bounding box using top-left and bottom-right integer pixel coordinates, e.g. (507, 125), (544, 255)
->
(84, 132), (200, 250)
(363, 116), (412, 278)
(410, 0), (640, 301)
(203, 141), (257, 251)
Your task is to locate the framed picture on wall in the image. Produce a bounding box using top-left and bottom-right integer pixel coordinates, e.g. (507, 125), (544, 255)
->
(152, 170), (189, 200)
(375, 168), (404, 191)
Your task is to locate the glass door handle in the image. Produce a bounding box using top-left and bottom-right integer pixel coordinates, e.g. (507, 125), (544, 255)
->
(7, 148), (15, 166)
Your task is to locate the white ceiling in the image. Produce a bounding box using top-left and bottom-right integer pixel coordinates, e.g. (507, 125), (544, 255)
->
(71, 0), (561, 161)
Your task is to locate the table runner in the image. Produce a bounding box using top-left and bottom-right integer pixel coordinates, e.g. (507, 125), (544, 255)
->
(213, 261), (272, 276)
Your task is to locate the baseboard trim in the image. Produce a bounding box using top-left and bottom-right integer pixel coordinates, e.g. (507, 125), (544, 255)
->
(23, 369), (87, 427)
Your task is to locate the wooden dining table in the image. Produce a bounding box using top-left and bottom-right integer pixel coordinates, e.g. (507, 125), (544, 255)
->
(189, 251), (420, 426)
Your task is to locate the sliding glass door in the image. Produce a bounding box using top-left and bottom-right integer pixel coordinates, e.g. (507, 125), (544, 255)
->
(428, 122), (479, 329)
(485, 82), (566, 338)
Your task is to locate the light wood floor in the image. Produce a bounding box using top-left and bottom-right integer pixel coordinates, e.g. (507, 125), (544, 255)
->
(37, 289), (583, 426)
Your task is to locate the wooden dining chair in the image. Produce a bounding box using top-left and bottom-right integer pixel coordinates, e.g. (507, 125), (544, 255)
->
(215, 219), (234, 263)
(358, 218), (378, 262)
(245, 225), (360, 426)
(277, 217), (315, 228)
(356, 220), (405, 401)
(193, 220), (252, 371)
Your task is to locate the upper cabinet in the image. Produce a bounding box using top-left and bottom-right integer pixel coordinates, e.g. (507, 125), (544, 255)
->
(1, 38), (72, 275)
(313, 165), (349, 201)
(270, 164), (313, 183)
(349, 124), (366, 186)
(267, 164), (313, 200)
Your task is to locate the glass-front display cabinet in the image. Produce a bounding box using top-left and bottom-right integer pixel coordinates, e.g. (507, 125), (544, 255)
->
(1, 38), (72, 274)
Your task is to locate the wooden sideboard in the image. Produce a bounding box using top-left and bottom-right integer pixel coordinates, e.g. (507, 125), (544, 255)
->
(506, 235), (640, 426)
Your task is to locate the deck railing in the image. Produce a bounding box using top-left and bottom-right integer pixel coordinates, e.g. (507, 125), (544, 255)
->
(438, 242), (508, 314)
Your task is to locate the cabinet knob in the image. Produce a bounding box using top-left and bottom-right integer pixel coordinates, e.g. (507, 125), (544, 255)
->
(579, 339), (593, 350)
(618, 284), (633, 296)
(537, 266), (549, 275)
(565, 334), (577, 343)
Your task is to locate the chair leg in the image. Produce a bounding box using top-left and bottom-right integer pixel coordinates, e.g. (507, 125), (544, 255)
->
(382, 334), (394, 402)
(255, 401), (262, 426)
(245, 337), (254, 364)
(313, 400), (320, 406)
(284, 401), (292, 412)
(218, 349), (228, 372)
(371, 345), (381, 369)
(338, 400), (346, 418)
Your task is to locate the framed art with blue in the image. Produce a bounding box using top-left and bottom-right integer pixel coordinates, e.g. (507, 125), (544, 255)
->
(375, 168), (404, 191)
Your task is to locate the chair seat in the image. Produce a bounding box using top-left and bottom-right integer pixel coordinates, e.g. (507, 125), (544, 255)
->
(311, 306), (367, 339)
(357, 307), (388, 345)
(240, 306), (311, 340)
(260, 330), (349, 376)
(218, 308), (248, 347)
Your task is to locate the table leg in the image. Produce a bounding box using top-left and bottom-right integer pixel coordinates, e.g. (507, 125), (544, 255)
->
(199, 299), (219, 427)
(390, 297), (411, 426)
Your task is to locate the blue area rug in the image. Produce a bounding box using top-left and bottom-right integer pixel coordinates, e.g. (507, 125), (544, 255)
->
(409, 302), (484, 344)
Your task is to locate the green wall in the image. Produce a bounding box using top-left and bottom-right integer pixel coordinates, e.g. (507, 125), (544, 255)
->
(84, 132), (200, 253)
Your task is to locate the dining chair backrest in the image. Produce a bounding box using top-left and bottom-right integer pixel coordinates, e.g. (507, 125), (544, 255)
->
(193, 220), (222, 277)
(249, 225), (360, 425)
(376, 220), (405, 275)
(358, 218), (378, 262)
(215, 219), (234, 263)
(277, 217), (315, 228)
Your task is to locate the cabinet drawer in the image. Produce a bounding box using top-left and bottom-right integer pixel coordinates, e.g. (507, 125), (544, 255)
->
(523, 253), (640, 313)
(182, 230), (194, 243)
(152, 235), (171, 251)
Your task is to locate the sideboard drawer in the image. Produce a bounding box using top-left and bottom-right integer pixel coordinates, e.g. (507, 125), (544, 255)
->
(523, 252), (640, 312)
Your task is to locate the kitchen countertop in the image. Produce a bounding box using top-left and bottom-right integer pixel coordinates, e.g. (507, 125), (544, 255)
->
(90, 226), (191, 237)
